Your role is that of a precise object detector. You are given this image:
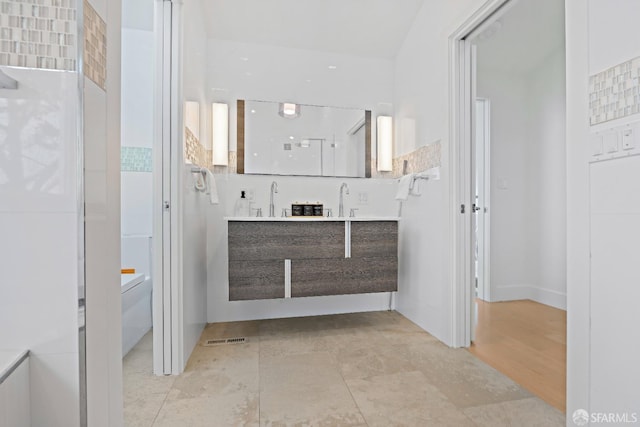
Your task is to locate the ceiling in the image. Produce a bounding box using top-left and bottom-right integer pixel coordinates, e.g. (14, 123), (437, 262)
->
(201, 0), (425, 59)
(473, 0), (565, 74)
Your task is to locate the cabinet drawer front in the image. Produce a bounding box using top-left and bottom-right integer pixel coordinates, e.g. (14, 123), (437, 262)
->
(228, 221), (344, 260)
(229, 260), (285, 301)
(291, 257), (397, 297)
(350, 221), (398, 258)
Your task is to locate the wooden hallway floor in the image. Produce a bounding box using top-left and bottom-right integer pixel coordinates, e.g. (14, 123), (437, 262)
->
(469, 299), (567, 412)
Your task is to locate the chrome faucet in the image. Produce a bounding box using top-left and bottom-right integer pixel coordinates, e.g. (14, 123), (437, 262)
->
(269, 181), (278, 217)
(339, 182), (349, 217)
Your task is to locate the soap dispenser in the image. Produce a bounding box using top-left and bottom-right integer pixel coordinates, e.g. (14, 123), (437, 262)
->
(234, 190), (250, 217)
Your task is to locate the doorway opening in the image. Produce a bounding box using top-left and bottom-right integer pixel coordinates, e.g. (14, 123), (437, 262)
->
(119, 0), (158, 379)
(120, 0), (181, 384)
(451, 0), (567, 412)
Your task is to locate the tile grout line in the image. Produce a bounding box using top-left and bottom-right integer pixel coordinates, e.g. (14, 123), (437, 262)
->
(149, 387), (172, 427)
(337, 362), (370, 427)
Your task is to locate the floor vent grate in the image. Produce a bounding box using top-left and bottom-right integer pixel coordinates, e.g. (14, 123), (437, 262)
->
(203, 337), (247, 346)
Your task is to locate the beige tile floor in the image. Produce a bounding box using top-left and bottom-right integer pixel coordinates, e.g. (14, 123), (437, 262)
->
(123, 311), (565, 426)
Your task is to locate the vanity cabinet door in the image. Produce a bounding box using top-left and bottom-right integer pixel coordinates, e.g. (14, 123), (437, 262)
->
(227, 220), (397, 300)
(228, 221), (345, 301)
(291, 256), (397, 297)
(228, 221), (344, 260)
(291, 221), (398, 297)
(228, 260), (285, 301)
(350, 221), (398, 258)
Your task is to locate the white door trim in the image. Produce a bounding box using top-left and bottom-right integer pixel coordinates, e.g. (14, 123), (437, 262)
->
(169, 0), (185, 375)
(475, 98), (491, 303)
(152, 0), (171, 376)
(449, 0), (512, 348)
(152, 0), (184, 376)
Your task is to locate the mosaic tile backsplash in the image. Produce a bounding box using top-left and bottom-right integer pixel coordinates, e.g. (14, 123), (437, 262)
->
(0, 0), (77, 70)
(185, 127), (207, 167)
(371, 142), (441, 179)
(590, 56), (640, 125)
(83, 0), (105, 90)
(121, 146), (152, 172)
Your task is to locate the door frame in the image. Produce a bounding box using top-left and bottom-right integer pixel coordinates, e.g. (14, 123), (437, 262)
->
(152, 0), (183, 375)
(449, 0), (511, 348)
(475, 98), (491, 303)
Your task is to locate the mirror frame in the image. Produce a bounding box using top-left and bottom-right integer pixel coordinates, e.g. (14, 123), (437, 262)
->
(237, 99), (372, 178)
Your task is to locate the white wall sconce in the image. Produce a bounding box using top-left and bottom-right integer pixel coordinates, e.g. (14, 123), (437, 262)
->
(212, 102), (229, 166)
(377, 116), (393, 171)
(278, 102), (301, 119)
(184, 101), (200, 140)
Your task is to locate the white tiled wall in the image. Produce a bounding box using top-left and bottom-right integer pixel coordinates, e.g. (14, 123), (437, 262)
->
(0, 358), (31, 427)
(0, 66), (80, 426)
(83, 0), (123, 423)
(0, 67), (78, 212)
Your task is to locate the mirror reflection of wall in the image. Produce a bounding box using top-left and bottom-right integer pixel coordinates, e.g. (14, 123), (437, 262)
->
(242, 100), (369, 177)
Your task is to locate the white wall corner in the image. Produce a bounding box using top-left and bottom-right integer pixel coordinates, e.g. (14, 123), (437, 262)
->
(565, 0), (591, 421)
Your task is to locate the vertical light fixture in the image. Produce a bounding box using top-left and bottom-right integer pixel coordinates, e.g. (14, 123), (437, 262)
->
(377, 116), (393, 171)
(184, 101), (200, 139)
(184, 101), (200, 164)
(212, 102), (229, 166)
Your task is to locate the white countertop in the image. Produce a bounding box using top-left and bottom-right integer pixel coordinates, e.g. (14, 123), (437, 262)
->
(224, 216), (399, 222)
(0, 349), (29, 383)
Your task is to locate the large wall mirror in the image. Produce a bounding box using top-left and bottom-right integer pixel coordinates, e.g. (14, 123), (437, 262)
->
(238, 100), (371, 177)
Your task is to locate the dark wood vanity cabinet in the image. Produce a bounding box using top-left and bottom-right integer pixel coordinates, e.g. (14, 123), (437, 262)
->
(227, 220), (397, 301)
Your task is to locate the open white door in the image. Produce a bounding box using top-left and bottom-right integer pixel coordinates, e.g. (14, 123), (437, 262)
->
(468, 43), (478, 342)
(449, 0), (512, 348)
(153, 0), (181, 375)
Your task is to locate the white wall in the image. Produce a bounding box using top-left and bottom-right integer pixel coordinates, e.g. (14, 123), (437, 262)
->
(566, 0), (640, 420)
(565, 1), (590, 418)
(589, 156), (640, 415)
(207, 39), (395, 154)
(179, 0), (208, 367)
(0, 67), (81, 426)
(85, 0), (124, 424)
(121, 27), (154, 237)
(476, 70), (532, 302)
(207, 175), (398, 322)
(205, 36), (398, 322)
(565, 0), (640, 420)
(526, 49), (567, 308)
(476, 48), (566, 310)
(392, 0), (485, 345)
(180, 167), (208, 364)
(121, 30), (154, 149)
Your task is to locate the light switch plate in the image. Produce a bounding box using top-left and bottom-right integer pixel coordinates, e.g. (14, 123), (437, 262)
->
(603, 132), (619, 153)
(622, 128), (634, 150)
(591, 134), (604, 156)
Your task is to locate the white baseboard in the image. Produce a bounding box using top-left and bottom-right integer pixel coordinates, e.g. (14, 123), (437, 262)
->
(491, 284), (566, 310)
